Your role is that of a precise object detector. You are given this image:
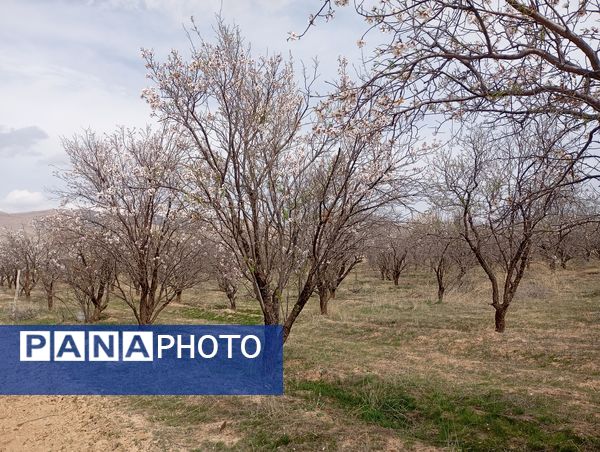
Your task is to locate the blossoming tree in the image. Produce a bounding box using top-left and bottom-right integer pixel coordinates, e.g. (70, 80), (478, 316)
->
(60, 127), (200, 324)
(142, 20), (418, 340)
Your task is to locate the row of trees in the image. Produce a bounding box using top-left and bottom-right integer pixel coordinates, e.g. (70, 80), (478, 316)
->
(0, 211), (237, 323)
(2, 182), (597, 330)
(368, 206), (600, 305)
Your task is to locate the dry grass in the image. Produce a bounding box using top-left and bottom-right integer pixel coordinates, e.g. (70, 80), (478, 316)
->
(0, 261), (599, 451)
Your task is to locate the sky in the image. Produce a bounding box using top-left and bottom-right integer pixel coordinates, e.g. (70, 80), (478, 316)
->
(0, 0), (366, 212)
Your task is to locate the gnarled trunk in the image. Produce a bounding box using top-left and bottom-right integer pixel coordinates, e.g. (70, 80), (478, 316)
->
(86, 283), (110, 323)
(222, 280), (238, 311)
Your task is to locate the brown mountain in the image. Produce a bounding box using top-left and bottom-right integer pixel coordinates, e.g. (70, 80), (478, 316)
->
(0, 209), (56, 230)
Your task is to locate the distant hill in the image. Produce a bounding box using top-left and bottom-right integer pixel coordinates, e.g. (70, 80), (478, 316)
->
(0, 209), (56, 230)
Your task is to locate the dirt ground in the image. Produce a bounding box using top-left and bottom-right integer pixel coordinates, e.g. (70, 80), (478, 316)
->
(0, 396), (155, 451)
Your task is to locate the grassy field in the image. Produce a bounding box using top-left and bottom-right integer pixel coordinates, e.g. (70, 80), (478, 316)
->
(0, 262), (599, 451)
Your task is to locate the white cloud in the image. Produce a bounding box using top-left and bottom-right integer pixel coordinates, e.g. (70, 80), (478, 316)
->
(0, 190), (51, 213)
(0, 126), (49, 158)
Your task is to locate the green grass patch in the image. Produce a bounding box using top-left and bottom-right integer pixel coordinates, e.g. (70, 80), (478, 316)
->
(239, 420), (338, 451)
(129, 394), (339, 451)
(292, 376), (599, 451)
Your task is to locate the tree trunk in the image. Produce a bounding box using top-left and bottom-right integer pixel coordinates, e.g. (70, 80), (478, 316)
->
(393, 273), (400, 286)
(263, 303), (279, 324)
(138, 287), (154, 324)
(262, 290), (280, 325)
(91, 303), (103, 322)
(436, 267), (445, 303)
(456, 266), (466, 285)
(282, 277), (316, 342)
(227, 293), (237, 311)
(329, 287), (336, 299)
(257, 274), (280, 325)
(23, 270), (32, 299)
(437, 285), (445, 304)
(175, 289), (183, 304)
(494, 305), (508, 333)
(224, 282), (237, 311)
(46, 282), (54, 311)
(318, 286), (330, 315)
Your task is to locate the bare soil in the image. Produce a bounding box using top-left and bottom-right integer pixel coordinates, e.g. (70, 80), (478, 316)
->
(0, 396), (155, 451)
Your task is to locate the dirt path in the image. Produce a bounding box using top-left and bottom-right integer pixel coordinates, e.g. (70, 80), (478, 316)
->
(0, 396), (156, 451)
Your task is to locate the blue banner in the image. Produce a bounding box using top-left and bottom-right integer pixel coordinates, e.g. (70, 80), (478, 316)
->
(0, 325), (283, 395)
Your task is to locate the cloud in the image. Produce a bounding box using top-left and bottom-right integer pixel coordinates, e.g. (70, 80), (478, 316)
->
(0, 126), (49, 158)
(0, 0), (368, 202)
(0, 189), (50, 212)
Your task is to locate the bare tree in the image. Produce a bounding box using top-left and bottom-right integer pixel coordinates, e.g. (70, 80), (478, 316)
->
(434, 119), (584, 331)
(203, 238), (241, 311)
(0, 237), (18, 290)
(167, 225), (209, 304)
(32, 220), (62, 310)
(1, 227), (40, 299)
(46, 213), (115, 322)
(579, 221), (600, 261)
(412, 213), (473, 303)
(142, 20), (417, 340)
(366, 220), (411, 286)
(316, 253), (362, 315)
(536, 187), (599, 269)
